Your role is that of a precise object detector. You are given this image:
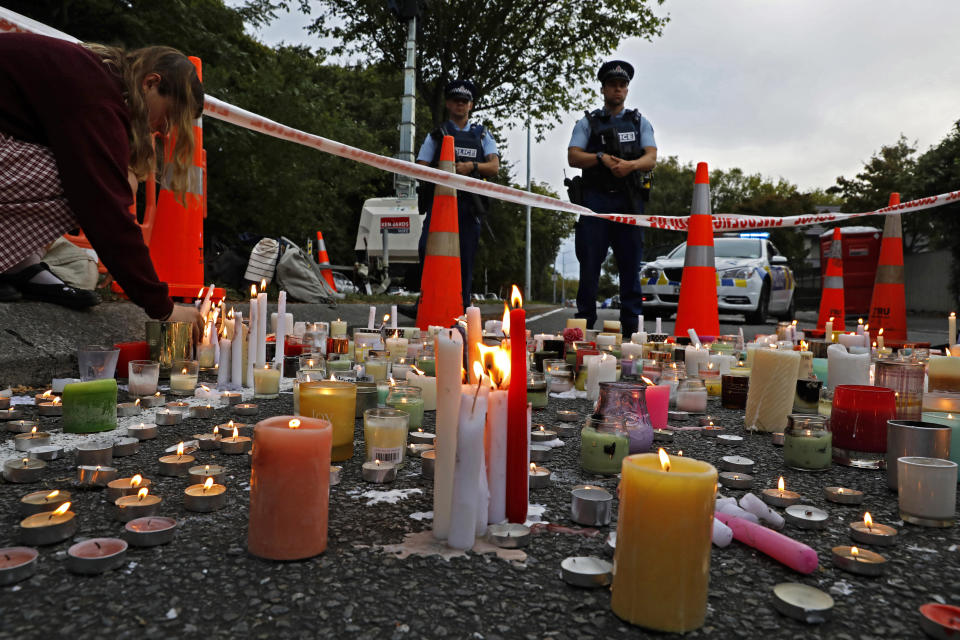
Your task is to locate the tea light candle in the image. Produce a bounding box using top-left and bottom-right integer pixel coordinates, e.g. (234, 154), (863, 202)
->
(560, 556), (613, 588)
(112, 437), (139, 458)
(667, 410), (689, 422)
(556, 410), (579, 422)
(105, 475), (150, 501)
(719, 456), (755, 474)
(154, 409), (182, 426)
(184, 478), (227, 512)
(28, 445), (63, 461)
(37, 399), (63, 417)
(849, 512), (898, 546)
(127, 422), (158, 440)
(653, 428), (674, 443)
(34, 390), (56, 404)
(19, 502), (77, 545)
(717, 434), (743, 446)
(409, 429), (436, 445)
(169, 363), (199, 395)
(762, 477), (802, 508)
(165, 400), (191, 413)
(0, 547), (38, 586)
(529, 444), (553, 462)
(570, 486), (613, 526)
(529, 463), (551, 489)
(14, 429), (51, 452)
(784, 505), (828, 530)
(76, 465), (117, 486)
(824, 486), (864, 505)
(919, 603), (960, 639)
(20, 489), (72, 516)
(831, 545), (886, 576)
(3, 457), (46, 483)
(188, 464), (226, 486)
(771, 583), (834, 624)
(139, 393), (166, 408)
(75, 441), (114, 467)
(361, 459), (397, 483)
(329, 466), (342, 486)
(718, 471), (753, 489)
(233, 403), (259, 416)
(220, 428), (252, 455)
(124, 516), (176, 547)
(421, 449), (436, 479)
(194, 429), (222, 450)
(157, 443), (195, 476)
(6, 419), (38, 434)
(221, 391), (243, 406)
(530, 426), (557, 442)
(116, 401), (141, 417)
(487, 523), (531, 549)
(188, 404), (215, 419)
(0, 408), (25, 421)
(66, 538), (127, 575)
(407, 443), (434, 457)
(115, 488), (162, 522)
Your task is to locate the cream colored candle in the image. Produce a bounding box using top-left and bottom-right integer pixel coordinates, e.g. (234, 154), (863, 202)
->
(797, 351), (813, 379)
(928, 355), (960, 392)
(744, 348), (800, 432)
(405, 370), (437, 411)
(566, 318), (587, 331)
(330, 319), (347, 337)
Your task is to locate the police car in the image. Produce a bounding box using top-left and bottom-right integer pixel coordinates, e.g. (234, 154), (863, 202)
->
(640, 234), (795, 324)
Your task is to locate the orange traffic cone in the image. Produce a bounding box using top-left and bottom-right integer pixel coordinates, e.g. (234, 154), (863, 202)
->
(868, 193), (906, 341)
(674, 162), (720, 339)
(817, 227), (846, 332)
(416, 135), (463, 330)
(316, 230), (338, 292)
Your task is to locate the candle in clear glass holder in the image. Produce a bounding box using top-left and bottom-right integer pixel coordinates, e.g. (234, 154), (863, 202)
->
(580, 415), (629, 475)
(386, 385), (424, 431)
(169, 360), (199, 396)
(363, 408), (409, 465)
(128, 360), (159, 397)
(783, 414), (831, 471)
(831, 385), (896, 468)
(527, 373), (548, 409)
(253, 362), (281, 399)
(298, 381), (357, 461)
(874, 360), (925, 420)
(364, 355), (389, 382)
(675, 378), (707, 414)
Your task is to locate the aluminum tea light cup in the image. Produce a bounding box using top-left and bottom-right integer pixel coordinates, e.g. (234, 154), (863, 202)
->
(407, 443), (434, 458)
(19, 503), (77, 545)
(6, 419), (38, 434)
(529, 444), (553, 463)
(556, 410), (579, 423)
(421, 449), (436, 479)
(154, 409), (182, 426)
(653, 428), (674, 443)
(849, 512), (898, 546)
(66, 538), (127, 575)
(221, 391), (243, 406)
(409, 429), (436, 446)
(0, 396), (9, 409)
(112, 437), (140, 458)
(138, 393), (166, 408)
(918, 603), (960, 640)
(184, 479), (227, 512)
(771, 583), (834, 624)
(188, 464), (226, 486)
(361, 460), (397, 483)
(116, 401), (141, 418)
(124, 516), (176, 548)
(762, 478), (802, 508)
(105, 475), (151, 502)
(529, 464), (552, 489)
(194, 431), (222, 451)
(784, 505), (829, 530)
(0, 409), (25, 421)
(487, 523), (531, 549)
(718, 471), (754, 490)
(771, 432), (785, 446)
(217, 421), (251, 436)
(75, 441), (114, 467)
(0, 547), (39, 586)
(824, 486), (864, 505)
(560, 556), (613, 588)
(570, 486), (613, 526)
(232, 403), (258, 416)
(165, 401), (190, 413)
(115, 489), (162, 522)
(717, 434), (744, 446)
(14, 430), (51, 451)
(719, 455), (755, 474)
(157, 444), (195, 476)
(330, 466), (342, 486)
(220, 432), (252, 455)
(20, 489), (72, 516)
(530, 426), (557, 442)
(3, 457), (46, 483)
(188, 404), (215, 419)
(28, 445), (63, 461)
(76, 465), (118, 486)
(556, 423), (579, 438)
(831, 545), (886, 576)
(126, 423), (158, 441)
(36, 400), (63, 417)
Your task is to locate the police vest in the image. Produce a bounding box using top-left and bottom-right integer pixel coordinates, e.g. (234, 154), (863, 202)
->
(582, 108), (645, 193)
(419, 121), (490, 216)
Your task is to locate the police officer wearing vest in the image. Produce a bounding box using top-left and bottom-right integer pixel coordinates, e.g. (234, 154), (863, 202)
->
(568, 60), (657, 337)
(415, 79), (499, 309)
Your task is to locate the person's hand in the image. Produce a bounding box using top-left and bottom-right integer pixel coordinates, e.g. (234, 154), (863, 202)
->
(167, 304), (204, 343)
(455, 161), (475, 175)
(610, 159), (635, 178)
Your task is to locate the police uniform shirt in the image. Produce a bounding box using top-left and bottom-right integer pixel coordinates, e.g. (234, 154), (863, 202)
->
(568, 111), (656, 151)
(417, 121), (499, 163)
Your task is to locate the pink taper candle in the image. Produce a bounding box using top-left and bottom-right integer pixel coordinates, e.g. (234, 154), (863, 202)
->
(714, 512), (819, 574)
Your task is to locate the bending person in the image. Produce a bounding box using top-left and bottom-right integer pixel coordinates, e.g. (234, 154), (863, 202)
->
(0, 33), (204, 335)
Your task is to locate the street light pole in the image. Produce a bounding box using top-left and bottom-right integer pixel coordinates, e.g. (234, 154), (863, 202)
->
(524, 119), (532, 302)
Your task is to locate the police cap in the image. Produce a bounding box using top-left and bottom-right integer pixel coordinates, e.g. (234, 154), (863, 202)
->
(445, 79), (477, 102)
(597, 60), (634, 84)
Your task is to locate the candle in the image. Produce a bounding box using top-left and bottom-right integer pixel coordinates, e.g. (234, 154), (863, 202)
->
(62, 378), (118, 433)
(571, 486), (614, 526)
(0, 547), (38, 586)
(433, 329), (464, 541)
(566, 318), (587, 331)
(105, 475), (150, 501)
(230, 311), (244, 387)
(197, 340), (216, 369)
(20, 489), (73, 516)
(19, 502), (77, 546)
(169, 360), (199, 396)
(298, 381), (357, 461)
(744, 348), (800, 432)
(485, 376), (509, 525)
(157, 442), (195, 476)
(561, 556), (613, 588)
(528, 463), (551, 489)
(14, 428), (51, 452)
(253, 363), (281, 399)
(188, 464), (226, 486)
(111, 436), (137, 456)
(684, 345), (708, 378)
(584, 353), (616, 402)
(506, 286), (528, 524)
(927, 356), (960, 392)
(75, 440), (114, 467)
(580, 416), (629, 475)
(824, 486), (864, 505)
(825, 317), (834, 342)
(611, 451), (716, 632)
(330, 318), (347, 337)
(273, 291), (288, 374)
(154, 409), (182, 426)
(184, 478), (227, 512)
(363, 407), (409, 465)
(361, 459), (398, 483)
(783, 415), (832, 471)
(218, 327), (232, 389)
(247, 415), (332, 559)
(832, 545), (886, 576)
(124, 516), (177, 548)
(115, 487), (162, 522)
(220, 426), (252, 455)
(831, 385), (896, 467)
(247, 289), (258, 387)
(405, 369), (437, 411)
(950, 312), (957, 346)
(897, 456), (958, 527)
(886, 419), (952, 489)
(762, 477), (802, 508)
(128, 360), (160, 396)
(849, 512), (898, 546)
(675, 378), (708, 414)
(714, 511), (819, 573)
(256, 283), (268, 368)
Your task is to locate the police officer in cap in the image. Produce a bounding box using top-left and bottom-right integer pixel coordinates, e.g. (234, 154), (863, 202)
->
(568, 60), (657, 337)
(414, 79), (500, 309)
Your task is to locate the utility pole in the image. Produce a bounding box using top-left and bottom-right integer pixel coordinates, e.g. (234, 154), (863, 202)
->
(395, 11), (417, 199)
(524, 119), (532, 302)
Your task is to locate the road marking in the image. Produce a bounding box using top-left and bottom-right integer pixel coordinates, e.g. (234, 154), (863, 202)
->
(526, 307), (566, 323)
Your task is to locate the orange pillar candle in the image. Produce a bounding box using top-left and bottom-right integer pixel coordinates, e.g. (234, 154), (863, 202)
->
(611, 451), (717, 632)
(248, 416), (332, 560)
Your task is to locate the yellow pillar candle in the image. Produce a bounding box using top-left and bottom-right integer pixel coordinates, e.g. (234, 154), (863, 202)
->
(611, 452), (717, 632)
(566, 318), (587, 332)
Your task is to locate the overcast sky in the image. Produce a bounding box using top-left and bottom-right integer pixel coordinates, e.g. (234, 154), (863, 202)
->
(242, 1), (960, 277)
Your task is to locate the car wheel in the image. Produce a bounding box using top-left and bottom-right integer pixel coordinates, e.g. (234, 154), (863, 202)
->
(745, 281), (770, 324)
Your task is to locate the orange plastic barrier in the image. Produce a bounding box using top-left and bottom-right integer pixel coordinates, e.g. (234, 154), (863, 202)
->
(673, 162), (720, 339)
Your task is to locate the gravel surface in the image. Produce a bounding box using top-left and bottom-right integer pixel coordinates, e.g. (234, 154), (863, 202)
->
(1, 380), (958, 639)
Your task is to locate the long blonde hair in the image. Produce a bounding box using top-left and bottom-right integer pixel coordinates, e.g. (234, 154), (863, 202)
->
(84, 43), (204, 198)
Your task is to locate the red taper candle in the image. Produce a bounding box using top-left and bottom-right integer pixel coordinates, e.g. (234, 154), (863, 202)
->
(506, 285), (529, 523)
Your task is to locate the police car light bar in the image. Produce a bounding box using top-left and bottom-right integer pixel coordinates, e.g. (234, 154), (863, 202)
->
(739, 232), (770, 239)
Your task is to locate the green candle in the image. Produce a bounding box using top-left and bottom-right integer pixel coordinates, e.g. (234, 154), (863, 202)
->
(415, 356), (436, 377)
(62, 379), (118, 433)
(580, 421), (629, 475)
(783, 428), (832, 470)
(387, 396), (424, 430)
(326, 359), (353, 372)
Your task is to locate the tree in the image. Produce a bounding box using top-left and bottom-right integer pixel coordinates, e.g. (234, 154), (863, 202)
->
(914, 121), (960, 300)
(295, 0), (669, 134)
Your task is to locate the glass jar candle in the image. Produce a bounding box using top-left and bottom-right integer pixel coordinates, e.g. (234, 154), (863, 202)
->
(169, 360), (199, 396)
(676, 378), (708, 414)
(253, 362), (281, 399)
(818, 387), (834, 418)
(391, 357), (413, 381)
(298, 355), (326, 377)
(128, 360), (160, 397)
(355, 381), (379, 418)
(594, 381), (654, 453)
(721, 373), (749, 410)
(293, 369), (324, 415)
(660, 364), (680, 405)
(700, 366), (721, 396)
(364, 355), (389, 382)
(326, 357), (354, 373)
(415, 355), (436, 377)
(386, 385), (424, 430)
(794, 379), (823, 414)
(363, 407), (409, 466)
(527, 373), (548, 409)
(548, 366), (574, 393)
(783, 414), (831, 471)
(874, 360), (925, 420)
(298, 380), (357, 461)
(641, 359), (661, 381)
(533, 350), (561, 373)
(580, 415), (629, 475)
(830, 385), (896, 468)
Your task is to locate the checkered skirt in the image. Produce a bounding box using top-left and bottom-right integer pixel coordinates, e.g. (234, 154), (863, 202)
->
(0, 132), (78, 273)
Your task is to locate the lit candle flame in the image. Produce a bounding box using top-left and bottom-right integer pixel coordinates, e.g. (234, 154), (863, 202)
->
(530, 463), (536, 472)
(374, 459), (381, 466)
(539, 425), (545, 432)
(250, 284), (257, 298)
(472, 361), (483, 381)
(232, 426), (239, 439)
(864, 512), (873, 529)
(851, 546), (860, 558)
(21, 458), (28, 467)
(134, 398), (141, 407)
(502, 302), (510, 336)
(288, 418), (301, 429)
(52, 396), (61, 405)
(30, 426), (37, 434)
(878, 328), (884, 336)
(838, 488), (844, 494)
(410, 365), (425, 376)
(383, 313), (390, 324)
(205, 465), (210, 473)
(213, 425), (219, 436)
(41, 390), (51, 398)
(201, 385), (210, 392)
(181, 367), (188, 375)
(510, 284), (523, 308)
(46, 490), (59, 499)
(641, 376), (656, 385)
(260, 278), (267, 292)
(137, 487), (149, 500)
(176, 442), (185, 457)
(154, 392), (161, 397)
(777, 476), (785, 494)
(204, 477), (214, 492)
(658, 448), (670, 471)
(52, 502), (70, 517)
(131, 474), (142, 487)
(196, 287), (205, 299)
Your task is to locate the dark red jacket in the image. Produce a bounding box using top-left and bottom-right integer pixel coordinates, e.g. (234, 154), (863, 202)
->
(0, 33), (173, 319)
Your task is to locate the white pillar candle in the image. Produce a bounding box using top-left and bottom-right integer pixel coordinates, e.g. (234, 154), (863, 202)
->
(631, 331), (647, 345)
(584, 354), (616, 402)
(825, 318), (834, 342)
(684, 345), (709, 378)
(655, 318), (662, 334)
(476, 449), (490, 537)
(405, 370), (437, 411)
(386, 337), (409, 361)
(638, 314), (644, 331)
(217, 333), (231, 389)
(485, 388), (508, 524)
(434, 330), (464, 541)
(367, 306), (376, 329)
(247, 299), (257, 388)
(467, 307), (482, 383)
(256, 291), (267, 368)
(797, 351), (813, 379)
(448, 382), (489, 550)
(484, 319), (503, 336)
(826, 343), (870, 389)
(391, 306), (398, 329)
(621, 343), (643, 360)
(231, 312), (244, 388)
(856, 321), (865, 336)
(596, 333), (617, 347)
(950, 312), (957, 347)
(270, 312), (294, 335)
(273, 291), (287, 375)
(198, 283), (214, 319)
(838, 333), (865, 349)
(744, 348), (801, 432)
(709, 353), (735, 375)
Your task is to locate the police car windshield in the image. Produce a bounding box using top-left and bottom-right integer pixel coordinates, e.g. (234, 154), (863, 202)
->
(668, 239), (761, 260)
